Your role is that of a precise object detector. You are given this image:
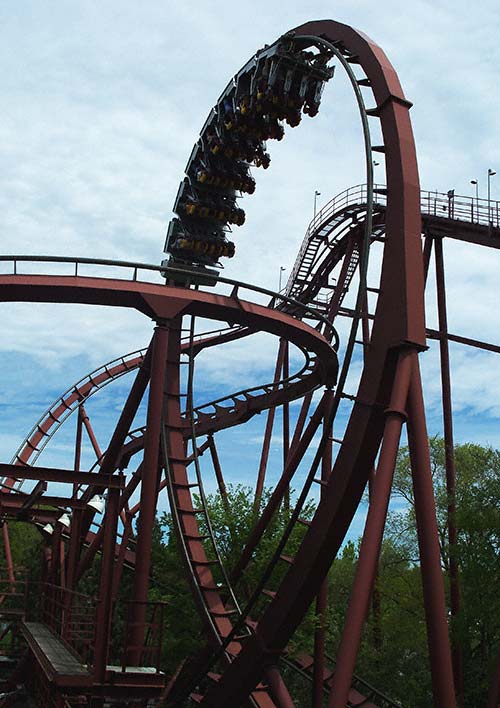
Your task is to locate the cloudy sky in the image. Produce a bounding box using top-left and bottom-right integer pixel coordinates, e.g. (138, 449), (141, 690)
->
(1, 1), (499, 537)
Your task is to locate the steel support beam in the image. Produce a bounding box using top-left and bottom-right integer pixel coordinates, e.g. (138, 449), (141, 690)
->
(231, 393), (328, 583)
(0, 463), (125, 489)
(328, 350), (413, 708)
(93, 485), (121, 682)
(312, 390), (333, 708)
(434, 236), (463, 704)
(128, 323), (170, 663)
(407, 357), (456, 706)
(253, 338), (287, 511)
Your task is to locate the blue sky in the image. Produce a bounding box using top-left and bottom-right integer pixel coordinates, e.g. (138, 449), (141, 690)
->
(1, 0), (500, 541)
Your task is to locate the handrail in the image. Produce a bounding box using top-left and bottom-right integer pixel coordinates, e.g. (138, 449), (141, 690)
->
(286, 183), (500, 294)
(281, 653), (401, 708)
(0, 256), (339, 351)
(8, 348), (147, 475)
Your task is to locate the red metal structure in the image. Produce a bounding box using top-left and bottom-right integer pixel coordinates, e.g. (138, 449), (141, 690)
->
(0, 17), (499, 708)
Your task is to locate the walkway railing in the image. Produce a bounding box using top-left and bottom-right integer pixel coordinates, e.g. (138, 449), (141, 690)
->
(286, 183), (500, 293)
(0, 255), (339, 350)
(37, 582), (97, 665)
(30, 582), (166, 671)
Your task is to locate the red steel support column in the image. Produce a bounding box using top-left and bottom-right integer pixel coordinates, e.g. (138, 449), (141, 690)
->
(50, 525), (62, 586)
(68, 405), (84, 590)
(313, 389), (333, 708)
(232, 393), (327, 583)
(59, 538), (66, 588)
(65, 509), (82, 591)
(128, 323), (170, 663)
(74, 404), (84, 474)
(266, 665), (296, 708)
(2, 524), (15, 588)
(63, 509), (82, 641)
(407, 357), (456, 707)
(208, 434), (229, 510)
(328, 350), (413, 708)
(282, 339), (290, 514)
(112, 513), (134, 600)
(289, 390), (313, 455)
(80, 404), (103, 461)
(326, 235), (357, 321)
(93, 485), (121, 682)
(422, 233), (433, 284)
(435, 235), (463, 704)
(253, 339), (286, 511)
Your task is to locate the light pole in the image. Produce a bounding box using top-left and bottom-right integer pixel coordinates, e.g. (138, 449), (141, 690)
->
(314, 190), (321, 219)
(470, 179), (478, 222)
(278, 266), (286, 293)
(488, 168), (496, 226)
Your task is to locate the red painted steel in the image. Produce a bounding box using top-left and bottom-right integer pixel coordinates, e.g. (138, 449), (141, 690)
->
(434, 236), (463, 705)
(406, 358), (456, 705)
(128, 324), (170, 661)
(196, 18), (434, 706)
(328, 350), (413, 707)
(2, 17), (498, 708)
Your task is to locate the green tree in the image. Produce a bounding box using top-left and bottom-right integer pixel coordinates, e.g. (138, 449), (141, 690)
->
(382, 437), (500, 706)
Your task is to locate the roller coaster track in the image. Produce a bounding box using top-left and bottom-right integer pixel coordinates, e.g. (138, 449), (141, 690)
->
(9, 182), (498, 487)
(3, 17), (499, 708)
(283, 654), (399, 708)
(4, 180), (499, 706)
(0, 261), (334, 475)
(286, 183), (500, 310)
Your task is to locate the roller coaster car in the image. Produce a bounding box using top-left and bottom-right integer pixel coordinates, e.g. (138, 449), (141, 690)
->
(254, 40), (334, 120)
(178, 175), (246, 222)
(164, 218), (235, 272)
(164, 37), (335, 271)
(193, 161), (256, 195)
(183, 197), (246, 227)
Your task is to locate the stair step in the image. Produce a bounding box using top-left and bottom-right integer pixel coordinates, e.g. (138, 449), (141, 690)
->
(200, 582), (227, 591)
(183, 533), (211, 541)
(211, 607), (239, 617)
(192, 558), (219, 566)
(177, 506), (205, 514)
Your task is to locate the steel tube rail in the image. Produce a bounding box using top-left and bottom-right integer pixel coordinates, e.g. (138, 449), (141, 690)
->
(0, 255), (340, 350)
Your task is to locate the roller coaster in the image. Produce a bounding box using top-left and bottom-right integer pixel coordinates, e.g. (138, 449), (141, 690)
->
(0, 17), (499, 708)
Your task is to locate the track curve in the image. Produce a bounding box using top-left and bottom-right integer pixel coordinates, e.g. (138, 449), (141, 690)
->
(1, 14), (485, 707)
